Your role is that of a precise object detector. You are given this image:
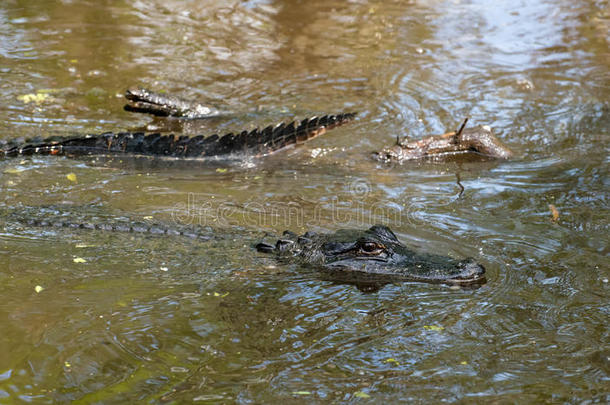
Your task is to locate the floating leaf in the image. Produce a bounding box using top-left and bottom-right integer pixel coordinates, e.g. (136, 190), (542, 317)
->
(37, 88), (60, 94)
(548, 204), (559, 222)
(384, 358), (400, 365)
(143, 216), (153, 220)
(4, 167), (26, 174)
(34, 285), (44, 293)
(292, 391), (311, 396)
(423, 325), (444, 331)
(17, 92), (51, 104)
(66, 173), (77, 182)
(215, 168), (228, 173)
(75, 244), (96, 248)
(73, 257), (87, 263)
(460, 361), (468, 365)
(354, 391), (371, 398)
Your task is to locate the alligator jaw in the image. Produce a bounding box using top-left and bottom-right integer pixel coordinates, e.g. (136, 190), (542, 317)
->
(322, 257), (487, 286)
(441, 262), (487, 286)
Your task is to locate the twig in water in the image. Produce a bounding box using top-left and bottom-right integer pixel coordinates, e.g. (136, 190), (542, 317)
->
(454, 117), (469, 142)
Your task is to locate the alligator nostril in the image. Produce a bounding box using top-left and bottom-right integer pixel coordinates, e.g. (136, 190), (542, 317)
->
(469, 263), (485, 277)
(460, 258), (485, 277)
(473, 263), (485, 276)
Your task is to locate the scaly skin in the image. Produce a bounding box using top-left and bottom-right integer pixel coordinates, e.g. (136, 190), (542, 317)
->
(256, 225), (486, 289)
(0, 113), (356, 159)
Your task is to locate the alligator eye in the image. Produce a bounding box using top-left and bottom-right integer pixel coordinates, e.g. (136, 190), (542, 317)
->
(358, 242), (385, 255)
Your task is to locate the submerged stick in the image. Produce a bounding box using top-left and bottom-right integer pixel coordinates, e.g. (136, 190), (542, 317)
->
(456, 172), (465, 198)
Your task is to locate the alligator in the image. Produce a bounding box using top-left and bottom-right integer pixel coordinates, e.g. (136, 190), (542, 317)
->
(0, 114), (355, 160)
(0, 88), (355, 159)
(2, 207), (485, 290)
(256, 224), (486, 290)
(373, 118), (514, 162)
(0, 114), (354, 160)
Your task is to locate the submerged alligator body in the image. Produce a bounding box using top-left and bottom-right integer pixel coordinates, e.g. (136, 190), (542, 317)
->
(5, 210), (214, 240)
(256, 225), (486, 289)
(0, 114), (355, 159)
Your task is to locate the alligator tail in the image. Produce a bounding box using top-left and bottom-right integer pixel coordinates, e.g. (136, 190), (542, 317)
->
(0, 113), (356, 159)
(20, 217), (213, 239)
(1, 207), (214, 240)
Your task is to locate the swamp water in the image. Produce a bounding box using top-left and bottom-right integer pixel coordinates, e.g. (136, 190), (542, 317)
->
(0, 0), (608, 402)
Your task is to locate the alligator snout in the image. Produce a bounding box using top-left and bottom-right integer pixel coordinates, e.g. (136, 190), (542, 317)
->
(257, 225), (488, 288)
(451, 258), (486, 284)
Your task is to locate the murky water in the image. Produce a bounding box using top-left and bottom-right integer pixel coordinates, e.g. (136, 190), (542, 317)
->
(0, 0), (608, 402)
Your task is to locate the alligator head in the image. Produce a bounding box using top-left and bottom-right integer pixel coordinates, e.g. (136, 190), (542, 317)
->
(256, 225), (486, 290)
(373, 125), (513, 162)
